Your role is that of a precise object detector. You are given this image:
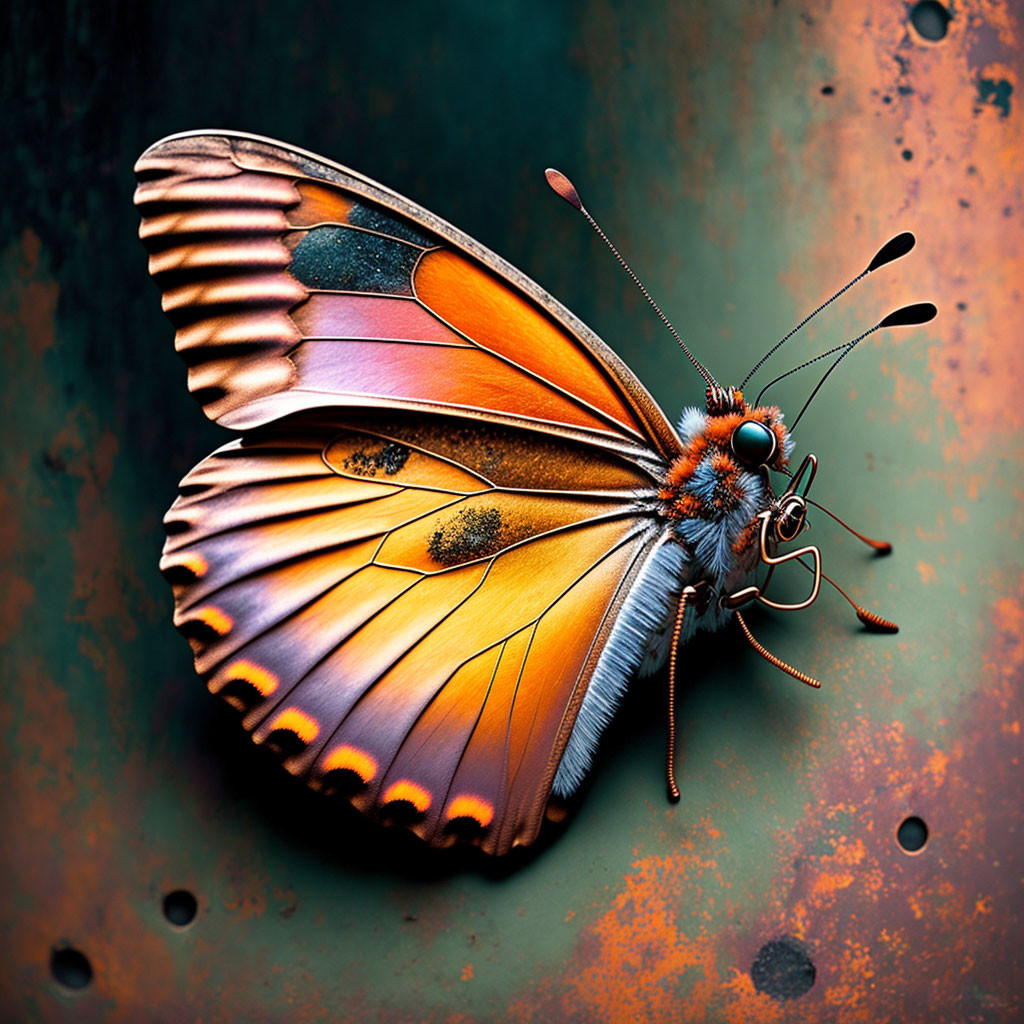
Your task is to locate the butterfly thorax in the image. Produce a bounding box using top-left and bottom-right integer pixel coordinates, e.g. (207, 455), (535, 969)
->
(659, 392), (794, 606)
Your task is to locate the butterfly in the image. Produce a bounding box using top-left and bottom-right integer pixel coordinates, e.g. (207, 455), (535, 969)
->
(135, 131), (935, 855)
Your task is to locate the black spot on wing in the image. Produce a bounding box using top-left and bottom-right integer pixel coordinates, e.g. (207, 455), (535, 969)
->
(289, 226), (419, 294)
(343, 442), (411, 477)
(347, 203), (436, 247)
(428, 507), (521, 566)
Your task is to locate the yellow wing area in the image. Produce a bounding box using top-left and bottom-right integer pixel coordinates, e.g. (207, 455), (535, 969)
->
(162, 412), (661, 853)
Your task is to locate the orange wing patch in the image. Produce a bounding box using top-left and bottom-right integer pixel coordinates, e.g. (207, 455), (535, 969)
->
(259, 707), (319, 744)
(446, 795), (494, 828)
(415, 249), (643, 438)
(218, 660), (279, 697)
(322, 745), (378, 784)
(187, 606), (233, 637)
(288, 180), (354, 227)
(382, 780), (432, 814)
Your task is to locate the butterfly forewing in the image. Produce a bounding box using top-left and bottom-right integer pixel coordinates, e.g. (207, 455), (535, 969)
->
(138, 132), (682, 852)
(134, 132), (681, 464)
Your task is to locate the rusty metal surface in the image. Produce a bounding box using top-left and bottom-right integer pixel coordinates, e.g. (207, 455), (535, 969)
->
(2, 0), (1021, 1021)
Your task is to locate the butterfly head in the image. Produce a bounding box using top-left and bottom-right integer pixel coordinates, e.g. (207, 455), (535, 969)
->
(662, 389), (795, 566)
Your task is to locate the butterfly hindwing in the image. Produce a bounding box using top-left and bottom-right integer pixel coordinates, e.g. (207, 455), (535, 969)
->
(161, 413), (662, 852)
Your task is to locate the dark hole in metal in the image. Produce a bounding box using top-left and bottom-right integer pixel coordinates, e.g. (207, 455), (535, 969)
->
(897, 815), (928, 853)
(163, 889), (198, 927)
(910, 0), (951, 41)
(820, 84), (835, 95)
(902, 149), (914, 161)
(750, 936), (815, 1000)
(50, 947), (93, 990)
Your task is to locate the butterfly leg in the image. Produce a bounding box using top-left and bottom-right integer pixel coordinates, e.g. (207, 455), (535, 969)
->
(666, 582), (703, 802)
(794, 555), (899, 633)
(733, 610), (821, 689)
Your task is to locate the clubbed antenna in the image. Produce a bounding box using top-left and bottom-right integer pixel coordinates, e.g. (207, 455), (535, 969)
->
(788, 302), (937, 431)
(755, 302), (937, 417)
(740, 232), (917, 390)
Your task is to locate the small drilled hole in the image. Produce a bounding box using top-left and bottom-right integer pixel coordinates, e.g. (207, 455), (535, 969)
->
(896, 815), (928, 853)
(163, 889), (198, 927)
(910, 0), (950, 42)
(50, 947), (92, 990)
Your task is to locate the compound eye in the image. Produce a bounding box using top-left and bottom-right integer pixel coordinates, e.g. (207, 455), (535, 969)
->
(730, 420), (778, 467)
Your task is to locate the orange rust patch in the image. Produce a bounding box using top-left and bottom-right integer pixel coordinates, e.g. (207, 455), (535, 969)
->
(10, 229), (59, 357)
(265, 707), (319, 744)
(776, 3), (1023, 463)
(322, 744), (377, 783)
(223, 659), (278, 697)
(926, 747), (949, 785)
(382, 779), (431, 813)
(917, 561), (939, 585)
(447, 794), (494, 827)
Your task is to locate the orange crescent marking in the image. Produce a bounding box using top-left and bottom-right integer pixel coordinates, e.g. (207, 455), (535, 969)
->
(446, 794), (494, 828)
(224, 660), (279, 697)
(266, 707), (319, 744)
(195, 606), (232, 635)
(177, 552), (208, 578)
(322, 745), (378, 783)
(382, 780), (431, 813)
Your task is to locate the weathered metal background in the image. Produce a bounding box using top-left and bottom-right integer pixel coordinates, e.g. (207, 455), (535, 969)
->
(2, 0), (1021, 1020)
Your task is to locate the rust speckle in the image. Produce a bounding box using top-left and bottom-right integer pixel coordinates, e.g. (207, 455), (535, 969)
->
(770, 1), (1024, 464)
(509, 578), (1024, 1023)
(0, 229), (59, 359)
